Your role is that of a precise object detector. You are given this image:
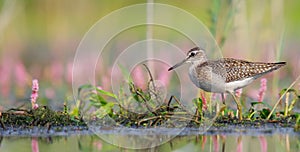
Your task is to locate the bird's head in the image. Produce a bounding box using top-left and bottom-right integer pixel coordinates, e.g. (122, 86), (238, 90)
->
(168, 47), (207, 71)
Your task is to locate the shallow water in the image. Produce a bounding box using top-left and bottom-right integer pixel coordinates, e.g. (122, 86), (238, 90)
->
(0, 127), (299, 152)
(0, 134), (299, 152)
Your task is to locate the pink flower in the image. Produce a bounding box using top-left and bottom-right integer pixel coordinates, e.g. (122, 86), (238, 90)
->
(66, 62), (73, 85)
(257, 78), (267, 102)
(50, 61), (63, 85)
(97, 86), (103, 90)
(158, 64), (172, 87)
(212, 93), (217, 101)
(131, 66), (146, 89)
(33, 104), (39, 109)
(45, 88), (55, 99)
(0, 58), (12, 98)
(101, 75), (111, 91)
(92, 86), (103, 94)
(31, 79), (39, 110)
(235, 88), (243, 98)
(220, 93), (227, 101)
(201, 92), (207, 111)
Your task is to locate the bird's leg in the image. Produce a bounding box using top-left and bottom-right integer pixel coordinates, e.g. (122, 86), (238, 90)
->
(219, 93), (227, 116)
(221, 93), (226, 105)
(228, 91), (242, 120)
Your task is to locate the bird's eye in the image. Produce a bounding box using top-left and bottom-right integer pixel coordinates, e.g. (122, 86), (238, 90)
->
(189, 52), (196, 57)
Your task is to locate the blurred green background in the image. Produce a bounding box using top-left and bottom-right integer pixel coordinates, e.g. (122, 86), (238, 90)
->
(0, 0), (299, 109)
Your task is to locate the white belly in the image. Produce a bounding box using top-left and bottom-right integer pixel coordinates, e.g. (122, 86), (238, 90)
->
(225, 77), (254, 92)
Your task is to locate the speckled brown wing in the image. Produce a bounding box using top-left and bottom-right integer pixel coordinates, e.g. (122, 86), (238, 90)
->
(200, 58), (286, 83)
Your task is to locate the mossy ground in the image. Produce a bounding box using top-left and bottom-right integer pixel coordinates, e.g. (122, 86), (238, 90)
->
(0, 106), (298, 132)
(0, 107), (86, 130)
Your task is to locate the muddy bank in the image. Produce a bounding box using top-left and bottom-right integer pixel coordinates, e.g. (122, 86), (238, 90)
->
(0, 121), (298, 137)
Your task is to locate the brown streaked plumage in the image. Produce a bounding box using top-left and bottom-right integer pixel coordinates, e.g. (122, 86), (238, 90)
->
(168, 47), (286, 120)
(199, 58), (286, 83)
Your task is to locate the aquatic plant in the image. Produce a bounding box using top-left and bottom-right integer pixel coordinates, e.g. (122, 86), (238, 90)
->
(257, 78), (267, 102)
(267, 75), (300, 120)
(31, 79), (39, 110)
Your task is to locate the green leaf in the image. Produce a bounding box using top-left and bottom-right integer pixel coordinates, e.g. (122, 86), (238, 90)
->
(89, 91), (107, 104)
(96, 87), (117, 99)
(94, 102), (115, 118)
(118, 64), (133, 84)
(251, 101), (272, 109)
(193, 98), (202, 108)
(260, 108), (272, 119)
(78, 84), (93, 96)
(295, 113), (300, 124)
(280, 88), (298, 96)
(248, 111), (257, 120)
(70, 107), (80, 117)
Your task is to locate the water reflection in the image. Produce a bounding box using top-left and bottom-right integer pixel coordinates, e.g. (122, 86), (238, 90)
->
(31, 137), (39, 152)
(0, 134), (299, 152)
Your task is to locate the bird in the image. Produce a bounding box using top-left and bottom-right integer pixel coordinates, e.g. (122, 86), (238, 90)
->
(168, 47), (286, 120)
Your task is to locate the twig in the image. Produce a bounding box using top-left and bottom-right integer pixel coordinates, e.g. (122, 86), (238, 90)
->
(164, 111), (190, 115)
(143, 64), (156, 92)
(167, 96), (172, 111)
(138, 115), (162, 126)
(135, 90), (157, 116)
(7, 108), (30, 113)
(143, 64), (160, 104)
(129, 79), (157, 116)
(169, 95), (195, 116)
(165, 115), (201, 124)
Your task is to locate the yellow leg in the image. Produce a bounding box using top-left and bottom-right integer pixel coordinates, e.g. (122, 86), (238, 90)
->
(228, 91), (242, 120)
(220, 93), (226, 116)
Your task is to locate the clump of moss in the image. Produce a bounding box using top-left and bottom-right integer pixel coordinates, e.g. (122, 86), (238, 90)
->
(0, 106), (86, 129)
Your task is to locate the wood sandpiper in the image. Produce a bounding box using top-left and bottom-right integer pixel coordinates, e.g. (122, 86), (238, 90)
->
(168, 47), (286, 120)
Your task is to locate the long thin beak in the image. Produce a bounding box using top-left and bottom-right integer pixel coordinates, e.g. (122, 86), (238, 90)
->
(168, 57), (188, 71)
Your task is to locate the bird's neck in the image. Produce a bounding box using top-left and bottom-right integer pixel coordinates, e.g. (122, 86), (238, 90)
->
(191, 58), (207, 66)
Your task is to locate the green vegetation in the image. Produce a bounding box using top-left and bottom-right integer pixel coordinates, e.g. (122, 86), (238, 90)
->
(2, 66), (299, 131)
